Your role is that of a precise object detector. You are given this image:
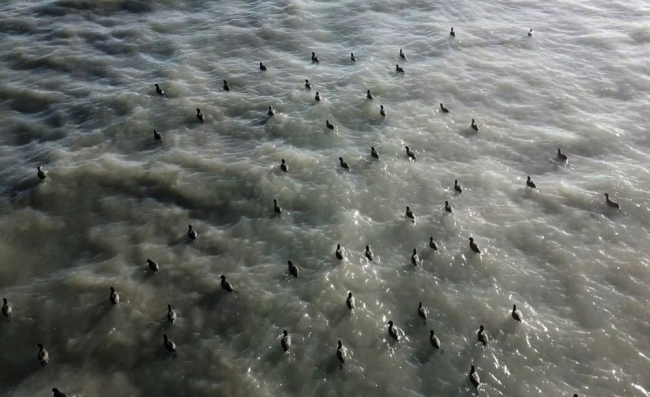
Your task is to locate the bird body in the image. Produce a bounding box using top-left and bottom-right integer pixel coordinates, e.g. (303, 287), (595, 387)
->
(380, 105), (386, 117)
(147, 259), (159, 272)
(411, 248), (420, 268)
(37, 166), (47, 180)
(351, 53), (356, 62)
(110, 287), (119, 304)
(268, 106), (275, 116)
(163, 334), (176, 353)
(196, 108), (204, 123)
(405, 146), (416, 161)
(167, 304), (176, 323)
(346, 292), (355, 309)
(326, 120), (335, 130)
(557, 148), (568, 162)
(371, 147), (379, 159)
(335, 244), (343, 261)
(274, 199), (283, 214)
(153, 129), (162, 140)
(605, 193), (620, 209)
(469, 365), (481, 391)
(367, 90), (373, 99)
(387, 320), (401, 341)
(281, 330), (291, 352)
(396, 64), (405, 73)
(311, 52), (319, 63)
(37, 343), (49, 365)
(188, 225), (198, 239)
(52, 388), (68, 397)
(399, 49), (406, 60)
(336, 340), (347, 367)
(405, 206), (415, 221)
(450, 27), (456, 37)
(288, 261), (299, 278)
(315, 92), (321, 101)
(526, 176), (537, 189)
(454, 179), (462, 194)
(471, 119), (478, 131)
(418, 302), (428, 323)
(430, 330), (441, 349)
(429, 237), (438, 251)
(477, 325), (488, 345)
(445, 201), (452, 213)
(365, 245), (374, 261)
(155, 84), (164, 96)
(512, 304), (523, 322)
(223, 80), (230, 91)
(280, 159), (288, 172)
(260, 62), (267, 71)
(528, 29), (533, 36)
(440, 103), (449, 113)
(220, 275), (236, 293)
(2, 298), (11, 320)
(305, 79), (311, 90)
(339, 157), (350, 170)
(469, 237), (481, 254)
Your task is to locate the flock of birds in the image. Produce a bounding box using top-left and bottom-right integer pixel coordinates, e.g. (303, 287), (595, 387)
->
(1, 26), (609, 397)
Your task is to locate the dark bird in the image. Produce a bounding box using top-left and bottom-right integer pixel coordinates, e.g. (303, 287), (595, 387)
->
(605, 193), (620, 209)
(223, 80), (230, 91)
(268, 106), (275, 116)
(380, 105), (386, 117)
(155, 84), (164, 96)
(351, 53), (356, 62)
(273, 199), (283, 214)
(405, 146), (416, 161)
(167, 304), (176, 323)
(450, 27), (456, 37)
(187, 224), (197, 239)
(220, 275), (237, 293)
(37, 166), (47, 180)
(396, 64), (405, 73)
(153, 129), (162, 140)
(399, 49), (407, 60)
(259, 62), (267, 71)
(528, 28), (533, 37)
(371, 146), (379, 159)
(471, 118), (478, 131)
(365, 245), (374, 261)
(512, 304), (523, 322)
(405, 206), (415, 221)
(346, 292), (355, 309)
(469, 365), (481, 392)
(2, 298), (11, 320)
(335, 244), (343, 262)
(326, 120), (335, 130)
(440, 103), (450, 113)
(305, 79), (311, 90)
(387, 320), (402, 341)
(445, 201), (453, 213)
(430, 330), (441, 350)
(455, 179), (462, 194)
(163, 334), (176, 353)
(110, 287), (119, 304)
(280, 159), (288, 172)
(288, 260), (299, 278)
(526, 176), (537, 189)
(418, 302), (428, 324)
(477, 325), (488, 345)
(411, 248), (420, 268)
(339, 157), (350, 170)
(429, 237), (438, 251)
(311, 52), (319, 63)
(315, 91), (321, 101)
(557, 148), (568, 162)
(196, 108), (204, 123)
(281, 330), (291, 352)
(367, 90), (374, 99)
(469, 237), (481, 254)
(147, 259), (159, 272)
(336, 340), (347, 368)
(52, 388), (68, 397)
(37, 343), (49, 365)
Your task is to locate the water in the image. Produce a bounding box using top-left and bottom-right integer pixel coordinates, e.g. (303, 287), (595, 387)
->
(1, 0), (650, 396)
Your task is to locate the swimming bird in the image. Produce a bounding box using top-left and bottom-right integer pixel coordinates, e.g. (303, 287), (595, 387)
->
(477, 325), (488, 345)
(418, 302), (428, 324)
(37, 343), (49, 365)
(155, 84), (164, 96)
(605, 193), (620, 209)
(273, 199), (283, 214)
(557, 148), (568, 162)
(411, 248), (420, 268)
(512, 304), (523, 322)
(445, 201), (452, 213)
(399, 49), (407, 60)
(429, 237), (438, 251)
(37, 166), (47, 180)
(147, 259), (159, 272)
(335, 244), (343, 262)
(471, 119), (478, 131)
(315, 91), (321, 101)
(259, 62), (267, 71)
(167, 304), (176, 323)
(396, 64), (405, 73)
(405, 146), (416, 161)
(326, 120), (335, 130)
(110, 287), (119, 304)
(220, 275), (237, 293)
(196, 108), (204, 123)
(163, 334), (176, 353)
(528, 28), (533, 37)
(311, 52), (319, 63)
(430, 330), (441, 350)
(387, 320), (401, 341)
(455, 179), (462, 194)
(223, 80), (230, 91)
(281, 330), (291, 352)
(365, 245), (374, 261)
(405, 206), (415, 222)
(380, 105), (386, 117)
(351, 53), (356, 62)
(440, 103), (450, 113)
(52, 388), (68, 397)
(153, 129), (162, 140)
(469, 365), (481, 392)
(450, 27), (456, 37)
(187, 224), (197, 239)
(305, 79), (311, 90)
(346, 292), (355, 309)
(336, 340), (347, 368)
(280, 159), (288, 172)
(371, 146), (379, 159)
(339, 157), (350, 170)
(469, 237), (481, 254)
(2, 298), (11, 320)
(526, 176), (537, 189)
(367, 89), (374, 99)
(288, 260), (299, 278)
(268, 106), (275, 116)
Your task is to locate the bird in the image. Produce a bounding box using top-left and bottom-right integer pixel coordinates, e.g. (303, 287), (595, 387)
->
(336, 340), (347, 368)
(445, 201), (453, 213)
(455, 179), (462, 194)
(281, 330), (291, 352)
(109, 287), (119, 304)
(220, 275), (237, 293)
(396, 64), (405, 73)
(365, 245), (374, 261)
(469, 237), (481, 254)
(37, 166), (47, 180)
(259, 62), (267, 71)
(512, 304), (523, 322)
(450, 27), (456, 37)
(471, 119), (478, 131)
(605, 193), (620, 209)
(411, 248), (420, 268)
(351, 53), (356, 62)
(311, 52), (319, 63)
(469, 365), (481, 392)
(223, 80), (230, 91)
(430, 330), (441, 350)
(280, 159), (288, 172)
(52, 388), (68, 397)
(273, 199), (283, 214)
(387, 320), (401, 341)
(163, 334), (176, 353)
(339, 157), (350, 170)
(335, 244), (343, 262)
(380, 105), (386, 117)
(37, 343), (49, 365)
(346, 292), (355, 309)
(167, 304), (176, 323)
(155, 84), (164, 95)
(305, 79), (311, 90)
(405, 146), (416, 161)
(366, 89), (373, 99)
(2, 298), (11, 320)
(528, 28), (533, 36)
(429, 237), (438, 251)
(187, 224), (197, 239)
(371, 146), (379, 159)
(557, 148), (568, 162)
(477, 325), (488, 345)
(315, 91), (321, 101)
(405, 206), (415, 222)
(418, 302), (428, 324)
(268, 106), (275, 116)
(399, 49), (407, 60)
(440, 103), (450, 113)
(147, 259), (159, 272)
(153, 129), (162, 140)
(196, 108), (204, 123)
(288, 260), (299, 278)
(326, 120), (335, 130)
(526, 176), (537, 189)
